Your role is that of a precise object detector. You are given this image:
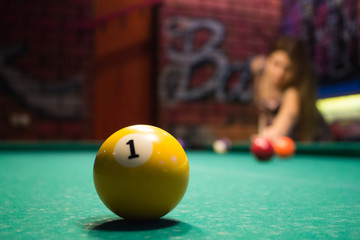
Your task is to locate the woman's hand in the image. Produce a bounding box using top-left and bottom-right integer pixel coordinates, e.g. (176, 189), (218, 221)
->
(251, 127), (280, 142)
(259, 126), (279, 142)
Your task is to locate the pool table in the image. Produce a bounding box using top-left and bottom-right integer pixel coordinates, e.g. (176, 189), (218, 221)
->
(0, 141), (360, 239)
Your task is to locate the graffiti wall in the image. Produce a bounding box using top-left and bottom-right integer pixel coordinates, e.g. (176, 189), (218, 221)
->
(0, 1), (158, 140)
(158, 0), (283, 146)
(0, 0), (94, 140)
(282, 0), (359, 85)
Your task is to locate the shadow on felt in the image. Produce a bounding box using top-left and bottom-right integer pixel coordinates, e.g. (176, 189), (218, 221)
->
(81, 215), (203, 239)
(91, 218), (182, 231)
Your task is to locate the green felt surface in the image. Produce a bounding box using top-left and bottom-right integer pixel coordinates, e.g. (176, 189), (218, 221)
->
(1, 147), (360, 239)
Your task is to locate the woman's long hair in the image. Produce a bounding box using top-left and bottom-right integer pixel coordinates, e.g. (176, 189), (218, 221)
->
(270, 36), (318, 141)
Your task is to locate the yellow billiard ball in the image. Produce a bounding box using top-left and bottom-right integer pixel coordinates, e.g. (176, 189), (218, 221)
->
(93, 125), (189, 221)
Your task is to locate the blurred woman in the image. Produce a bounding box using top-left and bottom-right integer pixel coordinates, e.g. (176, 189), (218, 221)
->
(251, 36), (331, 141)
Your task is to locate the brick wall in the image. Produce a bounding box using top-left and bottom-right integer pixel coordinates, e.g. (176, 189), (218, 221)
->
(0, 0), (94, 140)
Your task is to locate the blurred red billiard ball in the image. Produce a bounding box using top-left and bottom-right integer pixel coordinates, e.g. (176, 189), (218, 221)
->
(273, 136), (296, 158)
(251, 137), (274, 161)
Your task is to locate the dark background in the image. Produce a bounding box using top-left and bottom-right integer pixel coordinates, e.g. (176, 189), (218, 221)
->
(0, 0), (359, 143)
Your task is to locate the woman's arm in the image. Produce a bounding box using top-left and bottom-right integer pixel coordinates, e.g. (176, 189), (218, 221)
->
(260, 87), (300, 140)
